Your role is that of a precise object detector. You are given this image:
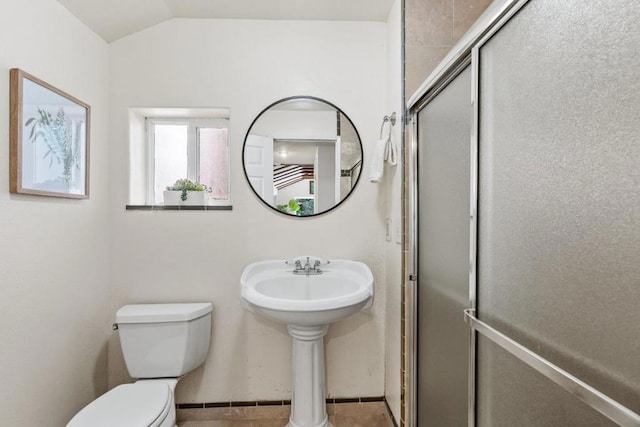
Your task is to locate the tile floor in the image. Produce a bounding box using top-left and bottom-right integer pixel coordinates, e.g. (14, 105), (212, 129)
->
(177, 401), (394, 427)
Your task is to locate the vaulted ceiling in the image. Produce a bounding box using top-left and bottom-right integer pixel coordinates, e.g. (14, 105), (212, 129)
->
(56, 0), (395, 42)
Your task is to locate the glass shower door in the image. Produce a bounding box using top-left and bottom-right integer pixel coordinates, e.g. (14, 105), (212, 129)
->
(416, 65), (472, 426)
(474, 0), (640, 425)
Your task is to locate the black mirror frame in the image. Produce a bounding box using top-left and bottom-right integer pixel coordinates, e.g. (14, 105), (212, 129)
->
(242, 95), (363, 218)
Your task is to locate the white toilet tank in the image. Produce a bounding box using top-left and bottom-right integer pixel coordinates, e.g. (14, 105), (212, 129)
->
(116, 303), (212, 379)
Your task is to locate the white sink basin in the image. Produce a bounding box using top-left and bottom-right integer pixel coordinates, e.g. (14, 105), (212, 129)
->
(241, 258), (374, 326)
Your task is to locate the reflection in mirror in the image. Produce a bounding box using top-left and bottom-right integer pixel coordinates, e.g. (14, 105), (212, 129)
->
(243, 96), (362, 216)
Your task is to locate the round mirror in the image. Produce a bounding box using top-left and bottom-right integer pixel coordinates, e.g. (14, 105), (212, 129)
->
(243, 96), (363, 217)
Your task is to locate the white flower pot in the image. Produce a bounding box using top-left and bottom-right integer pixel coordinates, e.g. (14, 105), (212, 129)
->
(163, 190), (207, 206)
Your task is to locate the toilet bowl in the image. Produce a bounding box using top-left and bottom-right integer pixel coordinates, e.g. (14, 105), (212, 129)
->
(67, 303), (212, 427)
(67, 380), (176, 427)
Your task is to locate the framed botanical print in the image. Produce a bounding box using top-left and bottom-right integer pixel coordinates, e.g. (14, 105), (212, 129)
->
(10, 68), (90, 198)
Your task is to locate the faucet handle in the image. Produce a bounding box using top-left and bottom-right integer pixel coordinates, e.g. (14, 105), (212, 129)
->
(285, 259), (303, 270)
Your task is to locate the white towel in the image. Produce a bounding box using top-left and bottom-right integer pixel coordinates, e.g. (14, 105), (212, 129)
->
(368, 138), (387, 183)
(384, 135), (398, 166)
(369, 118), (398, 183)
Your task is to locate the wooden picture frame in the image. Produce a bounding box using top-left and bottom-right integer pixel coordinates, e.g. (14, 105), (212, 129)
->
(10, 68), (90, 198)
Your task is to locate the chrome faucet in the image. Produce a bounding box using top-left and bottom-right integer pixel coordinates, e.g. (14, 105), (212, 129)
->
(287, 257), (327, 275)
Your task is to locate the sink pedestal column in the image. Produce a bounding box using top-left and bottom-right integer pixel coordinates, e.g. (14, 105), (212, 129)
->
(287, 324), (332, 427)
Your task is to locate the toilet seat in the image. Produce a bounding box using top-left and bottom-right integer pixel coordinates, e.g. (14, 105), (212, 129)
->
(67, 382), (172, 427)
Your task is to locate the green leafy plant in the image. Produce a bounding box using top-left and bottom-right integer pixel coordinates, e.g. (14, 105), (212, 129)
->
(166, 178), (211, 201)
(25, 107), (81, 185)
(276, 199), (300, 214)
(288, 199), (301, 214)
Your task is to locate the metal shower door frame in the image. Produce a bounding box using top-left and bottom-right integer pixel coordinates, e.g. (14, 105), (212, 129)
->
(406, 0), (521, 425)
(408, 0), (640, 425)
(409, 0), (640, 425)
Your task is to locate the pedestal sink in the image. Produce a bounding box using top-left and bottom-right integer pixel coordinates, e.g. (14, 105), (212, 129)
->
(241, 257), (374, 427)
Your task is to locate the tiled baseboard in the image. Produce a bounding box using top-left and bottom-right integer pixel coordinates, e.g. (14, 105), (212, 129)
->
(176, 396), (385, 409)
(177, 397), (398, 427)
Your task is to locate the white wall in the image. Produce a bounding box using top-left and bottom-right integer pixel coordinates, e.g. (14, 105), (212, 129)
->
(251, 110), (337, 140)
(109, 18), (388, 402)
(0, 0), (110, 425)
(383, 0), (404, 422)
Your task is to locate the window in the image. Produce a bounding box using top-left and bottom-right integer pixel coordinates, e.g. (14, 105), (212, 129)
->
(146, 118), (229, 205)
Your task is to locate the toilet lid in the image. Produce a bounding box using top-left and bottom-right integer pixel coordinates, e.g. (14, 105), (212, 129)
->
(67, 382), (171, 427)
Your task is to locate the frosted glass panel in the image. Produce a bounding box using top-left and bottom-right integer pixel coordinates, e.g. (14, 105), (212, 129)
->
(153, 124), (188, 204)
(198, 127), (229, 201)
(417, 66), (471, 426)
(477, 0), (640, 425)
(477, 337), (616, 427)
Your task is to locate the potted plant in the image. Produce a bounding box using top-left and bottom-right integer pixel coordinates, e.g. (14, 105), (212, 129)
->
(164, 179), (211, 205)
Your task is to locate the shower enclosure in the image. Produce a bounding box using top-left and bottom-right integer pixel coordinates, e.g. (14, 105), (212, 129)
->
(408, 0), (640, 425)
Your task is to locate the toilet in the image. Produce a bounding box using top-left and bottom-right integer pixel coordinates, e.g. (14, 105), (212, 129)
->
(67, 302), (213, 427)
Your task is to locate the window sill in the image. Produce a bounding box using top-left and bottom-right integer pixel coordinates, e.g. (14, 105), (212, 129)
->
(126, 205), (233, 211)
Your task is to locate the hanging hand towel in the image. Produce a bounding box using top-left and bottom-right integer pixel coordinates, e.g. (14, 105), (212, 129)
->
(368, 137), (387, 183)
(384, 135), (398, 166)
